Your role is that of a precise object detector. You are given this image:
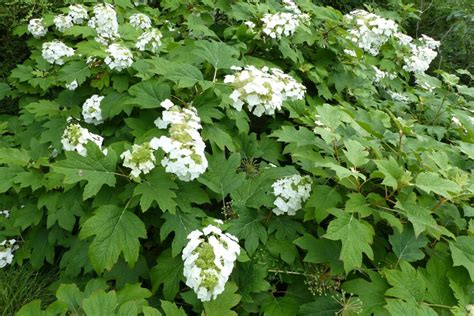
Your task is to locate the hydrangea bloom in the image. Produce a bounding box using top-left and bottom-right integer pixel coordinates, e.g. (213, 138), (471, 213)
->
(261, 0), (308, 39)
(54, 14), (73, 32)
(41, 40), (74, 65)
(27, 18), (48, 38)
(344, 9), (398, 55)
(68, 4), (89, 24)
(0, 239), (17, 268)
(129, 13), (152, 30)
(224, 65), (306, 117)
(66, 80), (78, 91)
(402, 35), (440, 74)
(272, 174), (312, 216)
(151, 99), (208, 181)
(182, 225), (240, 302)
(104, 44), (134, 71)
(82, 95), (104, 125)
(0, 210), (9, 218)
(372, 66), (396, 84)
(387, 90), (409, 103)
(88, 3), (120, 44)
(61, 121), (105, 157)
(120, 143), (156, 178)
(136, 28), (163, 52)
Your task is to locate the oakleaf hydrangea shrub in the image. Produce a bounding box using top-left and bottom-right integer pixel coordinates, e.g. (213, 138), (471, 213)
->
(1, 0), (473, 314)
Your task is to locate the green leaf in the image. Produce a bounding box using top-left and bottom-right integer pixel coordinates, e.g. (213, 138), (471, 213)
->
(389, 226), (428, 262)
(150, 249), (183, 301)
(415, 172), (462, 199)
(342, 271), (390, 315)
(58, 61), (91, 85)
(134, 168), (178, 212)
(343, 139), (369, 167)
(374, 157), (411, 190)
(293, 234), (341, 264)
(298, 296), (341, 316)
(449, 236), (474, 280)
(262, 296), (299, 316)
(193, 40), (240, 70)
(202, 282), (241, 316)
(305, 185), (343, 222)
(52, 145), (117, 200)
(160, 210), (201, 257)
(0, 82), (11, 100)
(161, 301), (186, 316)
(228, 208), (267, 255)
(80, 205), (147, 272)
(143, 306), (162, 316)
(16, 300), (44, 315)
(271, 126), (316, 147)
(56, 283), (83, 311)
(0, 147), (30, 166)
(198, 152), (245, 198)
(384, 299), (437, 316)
(82, 291), (117, 316)
(232, 262), (271, 302)
(324, 209), (374, 273)
(384, 261), (426, 302)
(149, 58), (203, 88)
(128, 80), (171, 109)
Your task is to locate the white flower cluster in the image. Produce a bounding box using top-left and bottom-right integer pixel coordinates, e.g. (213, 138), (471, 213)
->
(402, 35), (440, 74)
(41, 40), (74, 65)
(151, 99), (208, 181)
(121, 143), (156, 178)
(28, 18), (48, 38)
(372, 66), (396, 84)
(344, 9), (398, 55)
(182, 225), (240, 302)
(136, 29), (163, 52)
(54, 14), (73, 32)
(0, 239), (17, 268)
(66, 80), (78, 91)
(387, 90), (409, 103)
(224, 65), (306, 117)
(61, 121), (105, 157)
(261, 1), (309, 40)
(0, 210), (9, 218)
(104, 44), (134, 71)
(272, 174), (312, 216)
(129, 13), (152, 30)
(68, 4), (89, 24)
(88, 3), (120, 44)
(82, 95), (104, 125)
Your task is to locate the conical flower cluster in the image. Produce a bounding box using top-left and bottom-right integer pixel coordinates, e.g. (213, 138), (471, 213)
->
(224, 65), (306, 117)
(272, 174), (312, 215)
(0, 239), (17, 269)
(61, 121), (105, 157)
(261, 0), (309, 39)
(120, 142), (156, 178)
(151, 99), (208, 181)
(182, 224), (240, 302)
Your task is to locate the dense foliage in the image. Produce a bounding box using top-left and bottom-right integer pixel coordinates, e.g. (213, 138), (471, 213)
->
(0, 0), (473, 315)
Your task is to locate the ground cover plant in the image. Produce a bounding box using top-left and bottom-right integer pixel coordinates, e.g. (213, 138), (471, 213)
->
(0, 0), (473, 315)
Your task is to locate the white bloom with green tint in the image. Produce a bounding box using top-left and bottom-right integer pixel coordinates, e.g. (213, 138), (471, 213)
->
(136, 28), (163, 52)
(41, 40), (74, 65)
(82, 95), (104, 125)
(224, 65), (305, 117)
(61, 121), (105, 157)
(182, 225), (240, 302)
(151, 99), (208, 181)
(129, 13), (152, 30)
(88, 3), (120, 44)
(272, 174), (312, 216)
(68, 4), (88, 24)
(0, 239), (17, 268)
(27, 18), (47, 38)
(121, 143), (156, 178)
(54, 14), (73, 32)
(104, 44), (134, 71)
